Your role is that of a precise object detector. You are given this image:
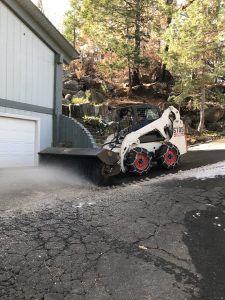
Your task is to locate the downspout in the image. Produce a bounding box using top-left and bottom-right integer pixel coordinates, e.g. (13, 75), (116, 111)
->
(53, 53), (63, 146)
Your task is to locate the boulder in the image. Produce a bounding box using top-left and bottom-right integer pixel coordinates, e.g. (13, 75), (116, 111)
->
(107, 83), (115, 92)
(192, 122), (199, 130)
(63, 88), (75, 97)
(206, 122), (223, 132)
(90, 89), (106, 103)
(123, 79), (130, 87)
(63, 72), (73, 81)
(64, 80), (80, 92)
(114, 88), (127, 97)
(62, 98), (70, 105)
(81, 76), (102, 89)
(153, 82), (168, 95)
(141, 74), (151, 84)
(220, 130), (225, 137)
(132, 85), (145, 94)
(73, 90), (86, 99)
(65, 94), (72, 101)
(205, 106), (224, 123)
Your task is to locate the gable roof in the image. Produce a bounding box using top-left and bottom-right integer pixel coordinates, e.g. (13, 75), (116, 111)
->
(1, 0), (79, 63)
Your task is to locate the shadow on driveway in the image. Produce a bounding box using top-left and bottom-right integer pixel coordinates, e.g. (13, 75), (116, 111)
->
(183, 205), (225, 300)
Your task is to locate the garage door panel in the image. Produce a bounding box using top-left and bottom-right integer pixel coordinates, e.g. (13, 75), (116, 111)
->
(0, 142), (34, 153)
(0, 117), (37, 168)
(0, 134), (35, 142)
(0, 154), (35, 168)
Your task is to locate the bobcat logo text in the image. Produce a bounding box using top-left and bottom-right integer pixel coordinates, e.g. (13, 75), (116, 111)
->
(173, 127), (184, 136)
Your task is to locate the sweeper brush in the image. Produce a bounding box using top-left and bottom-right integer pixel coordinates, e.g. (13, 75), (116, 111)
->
(39, 105), (187, 185)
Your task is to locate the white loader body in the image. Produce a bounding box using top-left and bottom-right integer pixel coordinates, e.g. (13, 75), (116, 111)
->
(104, 106), (187, 174)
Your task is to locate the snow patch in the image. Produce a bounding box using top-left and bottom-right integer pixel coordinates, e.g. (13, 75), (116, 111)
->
(189, 141), (225, 151)
(142, 161), (225, 186)
(190, 161), (225, 180)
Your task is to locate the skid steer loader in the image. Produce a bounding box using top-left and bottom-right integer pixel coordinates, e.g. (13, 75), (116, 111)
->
(39, 105), (187, 184)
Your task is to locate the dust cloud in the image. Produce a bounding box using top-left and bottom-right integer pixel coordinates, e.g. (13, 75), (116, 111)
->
(0, 166), (89, 196)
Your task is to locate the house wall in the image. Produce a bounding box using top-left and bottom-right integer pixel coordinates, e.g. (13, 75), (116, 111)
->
(0, 1), (56, 150)
(0, 2), (55, 109)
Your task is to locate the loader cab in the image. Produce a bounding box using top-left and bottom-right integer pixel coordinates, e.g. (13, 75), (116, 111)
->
(116, 104), (161, 136)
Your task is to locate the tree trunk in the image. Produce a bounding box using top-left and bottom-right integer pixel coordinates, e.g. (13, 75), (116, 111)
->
(128, 58), (132, 94)
(126, 22), (132, 93)
(197, 84), (206, 133)
(132, 69), (141, 86)
(132, 0), (141, 86)
(158, 0), (173, 82)
(158, 46), (168, 82)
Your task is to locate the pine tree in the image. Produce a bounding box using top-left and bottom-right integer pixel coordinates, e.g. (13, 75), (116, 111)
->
(80, 0), (159, 89)
(163, 0), (225, 132)
(63, 0), (82, 48)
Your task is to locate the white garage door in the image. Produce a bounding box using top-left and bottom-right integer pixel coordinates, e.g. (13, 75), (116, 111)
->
(0, 116), (37, 168)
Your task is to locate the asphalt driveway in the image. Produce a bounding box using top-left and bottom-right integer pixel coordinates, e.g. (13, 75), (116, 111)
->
(0, 149), (225, 300)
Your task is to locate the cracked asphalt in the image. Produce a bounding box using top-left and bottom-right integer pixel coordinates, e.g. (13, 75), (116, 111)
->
(0, 151), (225, 300)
